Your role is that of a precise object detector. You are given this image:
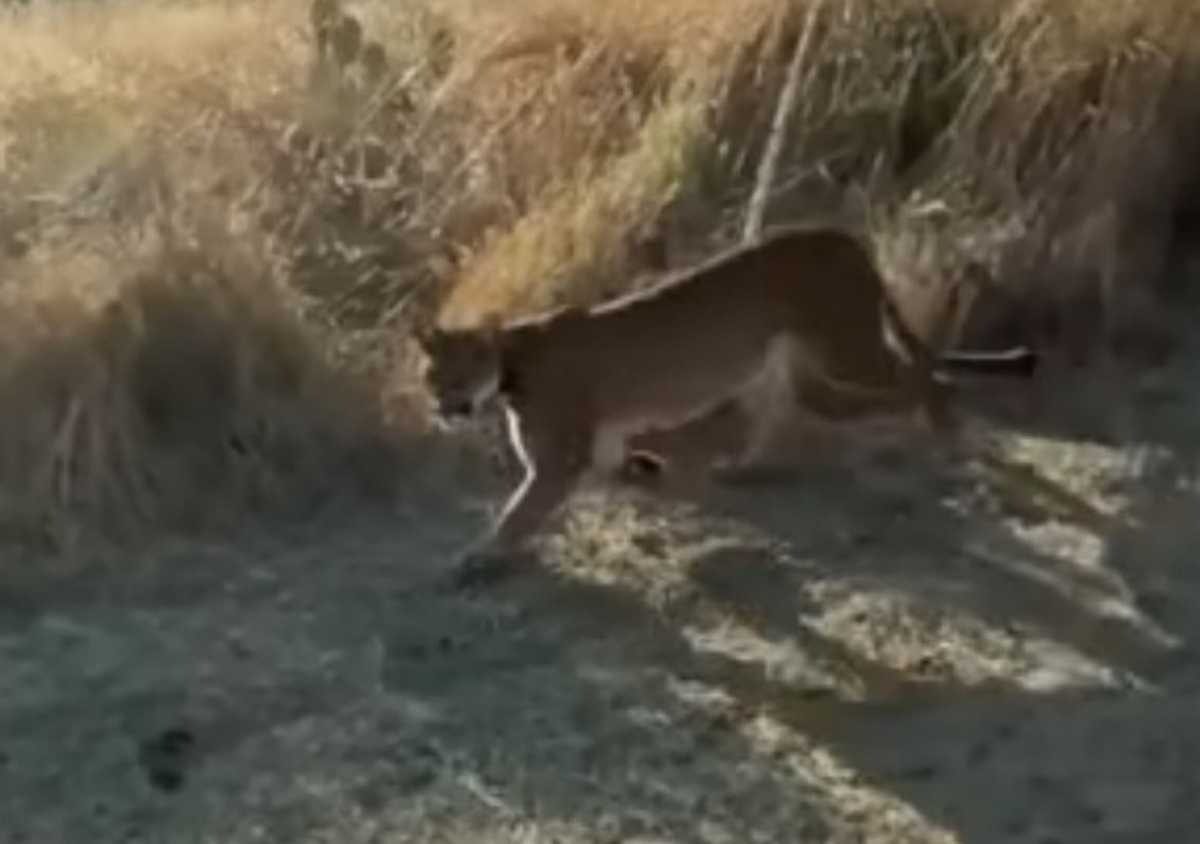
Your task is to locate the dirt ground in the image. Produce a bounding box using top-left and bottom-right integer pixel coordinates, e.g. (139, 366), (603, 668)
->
(4, 341), (1200, 844)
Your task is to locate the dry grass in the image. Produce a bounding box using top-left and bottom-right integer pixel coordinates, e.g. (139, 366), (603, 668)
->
(1, 0), (1198, 550)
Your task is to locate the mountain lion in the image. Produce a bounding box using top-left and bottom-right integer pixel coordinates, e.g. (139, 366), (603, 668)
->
(417, 225), (1037, 588)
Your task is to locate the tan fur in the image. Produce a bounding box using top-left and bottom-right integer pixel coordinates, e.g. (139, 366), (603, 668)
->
(416, 225), (1035, 588)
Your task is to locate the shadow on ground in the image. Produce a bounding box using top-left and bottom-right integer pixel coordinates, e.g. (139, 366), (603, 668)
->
(4, 342), (1200, 843)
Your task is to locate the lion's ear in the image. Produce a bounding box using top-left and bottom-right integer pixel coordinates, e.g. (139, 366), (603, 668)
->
(413, 322), (442, 351)
(479, 313), (503, 344)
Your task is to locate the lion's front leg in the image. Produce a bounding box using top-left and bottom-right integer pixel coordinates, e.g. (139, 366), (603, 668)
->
(450, 407), (589, 590)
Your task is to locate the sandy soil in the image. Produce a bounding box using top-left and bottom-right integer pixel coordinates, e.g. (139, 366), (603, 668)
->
(3, 347), (1200, 844)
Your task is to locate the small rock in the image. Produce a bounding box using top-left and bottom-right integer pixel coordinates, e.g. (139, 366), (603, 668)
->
(137, 727), (196, 793)
(631, 531), (666, 558)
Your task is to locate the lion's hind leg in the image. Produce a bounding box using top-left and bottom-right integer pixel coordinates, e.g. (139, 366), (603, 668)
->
(711, 335), (802, 485)
(877, 294), (961, 436)
(616, 449), (669, 485)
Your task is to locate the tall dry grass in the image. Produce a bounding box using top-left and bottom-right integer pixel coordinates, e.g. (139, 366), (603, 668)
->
(1, 0), (1198, 550)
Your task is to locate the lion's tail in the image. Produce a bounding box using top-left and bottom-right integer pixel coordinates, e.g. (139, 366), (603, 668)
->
(938, 347), (1038, 377)
(880, 290), (1038, 379)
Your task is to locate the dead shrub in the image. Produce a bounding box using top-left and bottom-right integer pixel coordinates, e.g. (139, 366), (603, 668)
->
(0, 235), (403, 553)
(3, 0), (1200, 551)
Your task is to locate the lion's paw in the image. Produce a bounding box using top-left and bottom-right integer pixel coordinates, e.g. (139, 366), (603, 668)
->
(442, 545), (534, 592)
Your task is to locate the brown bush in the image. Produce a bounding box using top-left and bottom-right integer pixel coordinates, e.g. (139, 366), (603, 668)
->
(2, 0), (1199, 548)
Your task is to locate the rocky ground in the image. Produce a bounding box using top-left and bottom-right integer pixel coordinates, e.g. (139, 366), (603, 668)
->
(3, 342), (1200, 843)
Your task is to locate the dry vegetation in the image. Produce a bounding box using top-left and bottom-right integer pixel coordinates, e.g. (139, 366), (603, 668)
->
(1, 0), (1199, 549)
(7, 4), (1200, 841)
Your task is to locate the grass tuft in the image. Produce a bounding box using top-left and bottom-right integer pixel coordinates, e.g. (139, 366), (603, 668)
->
(2, 0), (1198, 549)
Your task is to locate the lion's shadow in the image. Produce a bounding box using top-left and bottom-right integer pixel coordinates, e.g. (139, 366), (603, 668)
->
(454, 421), (1198, 840)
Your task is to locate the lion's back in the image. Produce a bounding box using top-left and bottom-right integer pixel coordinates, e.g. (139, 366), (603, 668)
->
(503, 225), (890, 425)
